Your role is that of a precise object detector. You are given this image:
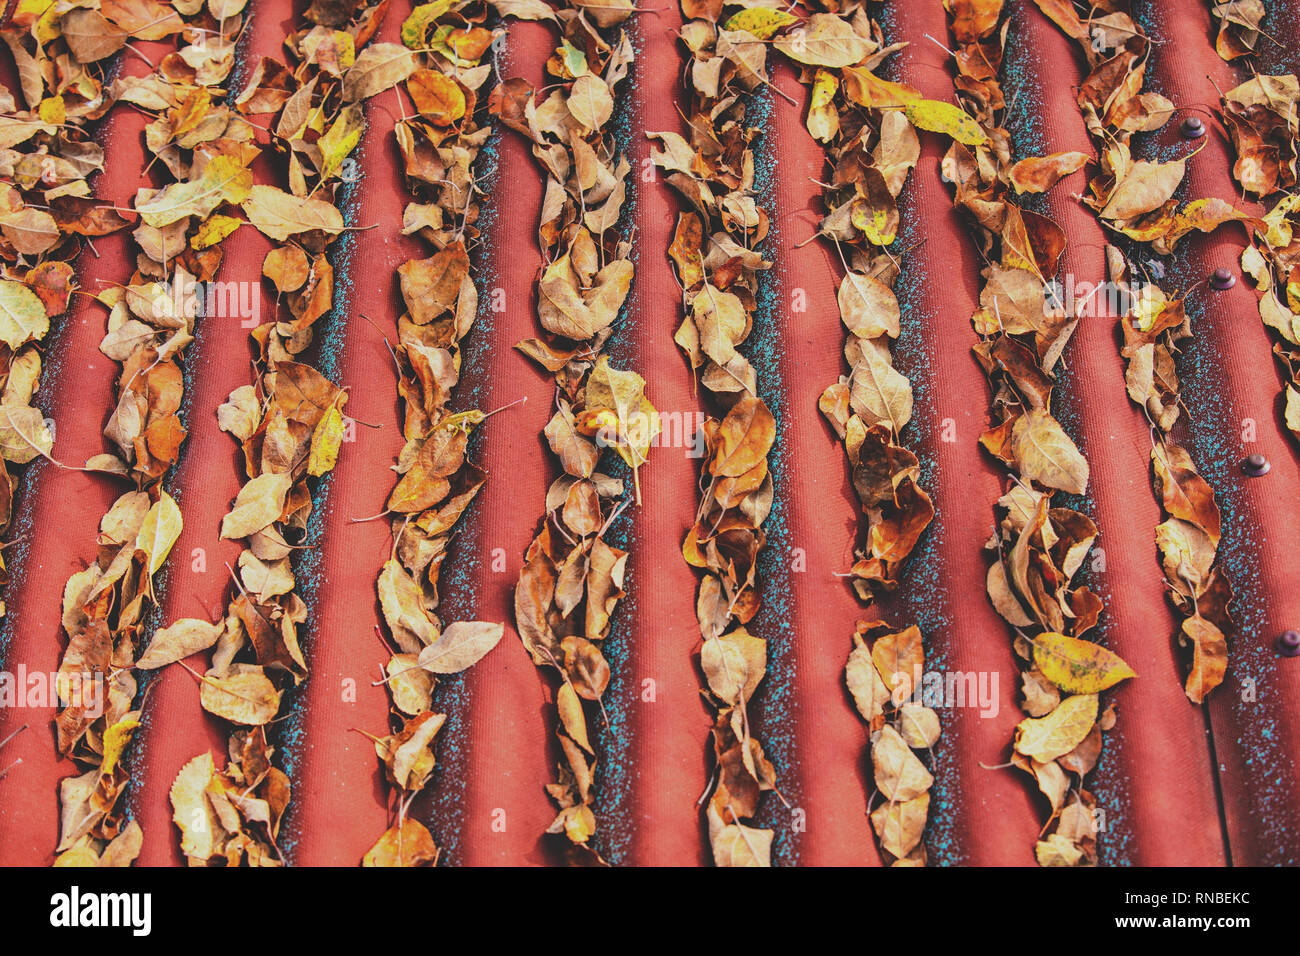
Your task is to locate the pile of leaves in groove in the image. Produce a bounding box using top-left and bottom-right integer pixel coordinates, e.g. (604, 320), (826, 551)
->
(1207, 32), (1300, 448)
(934, 0), (1138, 867)
(489, 0), (651, 865)
(647, 0), (790, 868)
(2, 0), (254, 866)
(159, 0), (428, 866)
(1035, 0), (1241, 709)
(764, 1), (940, 865)
(358, 0), (512, 868)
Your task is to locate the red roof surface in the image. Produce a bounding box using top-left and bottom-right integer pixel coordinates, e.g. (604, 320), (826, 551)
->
(1, 0), (1298, 866)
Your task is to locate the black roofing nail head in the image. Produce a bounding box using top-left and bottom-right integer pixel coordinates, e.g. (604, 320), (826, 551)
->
(1277, 630), (1300, 658)
(1181, 116), (1206, 139)
(1242, 453), (1270, 477)
(1210, 267), (1236, 290)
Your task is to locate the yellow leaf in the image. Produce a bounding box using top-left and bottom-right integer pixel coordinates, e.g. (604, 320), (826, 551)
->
(722, 7), (797, 39)
(433, 24), (494, 67)
(562, 804), (596, 844)
(440, 409), (485, 434)
(136, 155), (253, 228)
(171, 88), (211, 138)
(1032, 632), (1136, 694)
(585, 357), (658, 499)
(407, 69), (466, 125)
(308, 403), (345, 476)
(170, 753), (219, 862)
(0, 405), (53, 464)
(53, 842), (101, 867)
(842, 66), (921, 109)
(17, 0), (55, 18)
(851, 194), (897, 245)
(1036, 833), (1084, 866)
(0, 279), (50, 350)
(807, 68), (839, 143)
(1014, 693), (1098, 762)
(191, 213), (242, 250)
(551, 38), (589, 79)
(29, 0), (60, 43)
(318, 104), (365, 180)
(136, 491), (182, 576)
(903, 99), (988, 146)
(101, 718), (140, 775)
(401, 0), (455, 49)
(1260, 194), (1300, 248)
(38, 95), (65, 125)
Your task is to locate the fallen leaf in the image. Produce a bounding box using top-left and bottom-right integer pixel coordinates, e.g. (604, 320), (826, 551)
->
(138, 618), (224, 669)
(1032, 632), (1136, 694)
(363, 818), (439, 866)
(1011, 408), (1089, 495)
(199, 668), (282, 725)
(905, 98), (988, 145)
(221, 473), (292, 540)
(417, 621), (505, 674)
(0, 279), (50, 350)
(1010, 151), (1091, 193)
(242, 184), (345, 241)
(1015, 693), (1098, 762)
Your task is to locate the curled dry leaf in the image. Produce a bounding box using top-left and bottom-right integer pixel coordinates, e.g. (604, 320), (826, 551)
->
(1181, 616), (1228, 705)
(1009, 151), (1091, 193)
